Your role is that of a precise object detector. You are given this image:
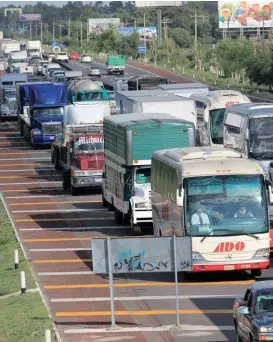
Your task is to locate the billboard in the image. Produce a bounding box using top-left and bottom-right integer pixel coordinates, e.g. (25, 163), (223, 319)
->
(218, 1), (273, 28)
(88, 18), (121, 33)
(115, 26), (157, 38)
(19, 14), (41, 22)
(135, 1), (182, 7)
(4, 8), (22, 16)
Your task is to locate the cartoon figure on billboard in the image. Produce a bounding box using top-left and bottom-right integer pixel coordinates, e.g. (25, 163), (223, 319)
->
(218, 1), (273, 28)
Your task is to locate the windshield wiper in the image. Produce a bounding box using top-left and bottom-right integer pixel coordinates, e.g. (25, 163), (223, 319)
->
(200, 228), (259, 242)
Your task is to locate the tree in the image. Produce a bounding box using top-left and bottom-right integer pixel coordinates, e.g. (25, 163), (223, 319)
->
(169, 28), (193, 48)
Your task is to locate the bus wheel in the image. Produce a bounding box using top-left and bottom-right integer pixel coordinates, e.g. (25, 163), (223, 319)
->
(114, 208), (123, 224)
(251, 269), (261, 277)
(129, 208), (142, 236)
(102, 194), (108, 207)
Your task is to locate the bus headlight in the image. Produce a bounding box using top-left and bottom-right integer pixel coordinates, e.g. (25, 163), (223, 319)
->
(192, 252), (204, 260)
(254, 248), (270, 258)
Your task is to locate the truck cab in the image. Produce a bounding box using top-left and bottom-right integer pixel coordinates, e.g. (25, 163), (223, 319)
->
(0, 86), (17, 119)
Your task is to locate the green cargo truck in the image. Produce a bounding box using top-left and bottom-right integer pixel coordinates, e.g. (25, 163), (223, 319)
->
(106, 55), (125, 75)
(102, 112), (195, 235)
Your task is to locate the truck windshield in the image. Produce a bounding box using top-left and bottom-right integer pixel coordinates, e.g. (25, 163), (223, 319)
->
(249, 117), (273, 160)
(77, 92), (102, 101)
(209, 108), (225, 144)
(33, 107), (63, 117)
(11, 59), (27, 63)
(74, 135), (104, 153)
(184, 174), (268, 236)
(135, 168), (151, 184)
(4, 89), (15, 97)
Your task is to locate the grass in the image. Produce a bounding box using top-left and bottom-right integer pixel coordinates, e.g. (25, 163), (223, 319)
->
(0, 200), (35, 296)
(0, 198), (55, 341)
(0, 293), (55, 342)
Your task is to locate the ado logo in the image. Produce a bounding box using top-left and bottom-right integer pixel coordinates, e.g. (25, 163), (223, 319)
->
(213, 242), (245, 253)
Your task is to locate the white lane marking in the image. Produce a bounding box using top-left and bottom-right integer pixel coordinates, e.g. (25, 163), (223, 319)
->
(0, 181), (62, 185)
(38, 271), (94, 276)
(12, 208), (107, 213)
(64, 325), (234, 334)
(6, 195), (59, 199)
(51, 294), (237, 303)
(0, 147), (29, 150)
(0, 168), (55, 172)
(19, 226), (129, 231)
(0, 137), (22, 139)
(0, 158), (50, 161)
(29, 248), (89, 252)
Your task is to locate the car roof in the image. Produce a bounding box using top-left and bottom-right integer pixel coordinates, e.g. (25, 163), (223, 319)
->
(250, 281), (273, 292)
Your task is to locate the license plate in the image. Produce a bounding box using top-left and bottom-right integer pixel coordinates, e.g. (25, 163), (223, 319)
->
(50, 136), (54, 140)
(95, 178), (102, 183)
(224, 265), (235, 270)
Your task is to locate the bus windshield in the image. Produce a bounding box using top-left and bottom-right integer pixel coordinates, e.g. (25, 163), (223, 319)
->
(209, 108), (225, 145)
(184, 174), (268, 237)
(249, 117), (273, 160)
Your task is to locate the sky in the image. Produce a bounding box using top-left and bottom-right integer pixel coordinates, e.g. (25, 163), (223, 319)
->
(0, 1), (96, 7)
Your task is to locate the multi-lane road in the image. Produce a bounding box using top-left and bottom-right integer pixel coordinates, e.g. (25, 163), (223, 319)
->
(3, 60), (273, 342)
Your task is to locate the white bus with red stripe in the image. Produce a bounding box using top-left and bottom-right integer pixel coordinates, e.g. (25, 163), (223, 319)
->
(151, 147), (270, 276)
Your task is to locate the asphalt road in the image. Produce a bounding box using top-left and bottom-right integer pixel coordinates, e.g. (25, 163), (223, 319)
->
(4, 61), (273, 342)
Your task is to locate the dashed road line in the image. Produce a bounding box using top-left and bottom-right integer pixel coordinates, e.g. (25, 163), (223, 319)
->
(50, 294), (237, 303)
(56, 309), (233, 317)
(12, 209), (107, 213)
(16, 217), (108, 222)
(44, 280), (254, 290)
(0, 157), (50, 160)
(0, 175), (60, 178)
(0, 168), (55, 172)
(0, 181), (62, 186)
(9, 199), (102, 206)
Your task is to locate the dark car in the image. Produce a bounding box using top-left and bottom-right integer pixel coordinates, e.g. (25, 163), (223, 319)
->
(233, 281), (273, 342)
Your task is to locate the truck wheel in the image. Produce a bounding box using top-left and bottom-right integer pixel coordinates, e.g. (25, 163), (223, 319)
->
(20, 123), (24, 136)
(62, 170), (70, 192)
(114, 208), (123, 224)
(53, 150), (61, 170)
(129, 208), (142, 236)
(108, 71), (112, 75)
(70, 186), (78, 196)
(23, 125), (30, 142)
(251, 269), (262, 277)
(108, 200), (114, 211)
(102, 193), (108, 207)
(120, 70), (124, 75)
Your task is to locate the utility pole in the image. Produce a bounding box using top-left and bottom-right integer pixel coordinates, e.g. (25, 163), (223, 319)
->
(30, 22), (32, 39)
(191, 10), (208, 70)
(162, 17), (171, 62)
(40, 21), (43, 43)
(34, 23), (38, 37)
(86, 21), (89, 41)
(143, 12), (146, 55)
(68, 17), (70, 38)
(58, 23), (64, 39)
(80, 21), (83, 48)
(133, 17), (137, 29)
(157, 9), (162, 45)
(53, 21), (55, 42)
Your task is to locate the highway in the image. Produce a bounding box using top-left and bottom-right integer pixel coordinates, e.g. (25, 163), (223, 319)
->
(3, 60), (273, 342)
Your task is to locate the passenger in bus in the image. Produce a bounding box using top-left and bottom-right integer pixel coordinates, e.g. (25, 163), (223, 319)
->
(191, 206), (210, 226)
(234, 206), (254, 218)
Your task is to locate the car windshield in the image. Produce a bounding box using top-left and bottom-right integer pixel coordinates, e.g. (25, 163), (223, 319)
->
(74, 135), (104, 153)
(249, 117), (273, 160)
(209, 108), (225, 144)
(255, 292), (273, 314)
(33, 107), (63, 117)
(135, 168), (151, 184)
(184, 174), (268, 236)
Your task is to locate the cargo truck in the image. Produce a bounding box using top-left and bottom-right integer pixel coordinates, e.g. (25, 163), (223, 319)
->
(127, 75), (170, 90)
(102, 112), (196, 235)
(158, 82), (209, 97)
(119, 95), (197, 127)
(106, 55), (125, 75)
(27, 40), (41, 58)
(17, 83), (66, 148)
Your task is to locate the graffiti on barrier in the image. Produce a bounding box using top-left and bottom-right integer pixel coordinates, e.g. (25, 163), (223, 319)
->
(113, 249), (170, 273)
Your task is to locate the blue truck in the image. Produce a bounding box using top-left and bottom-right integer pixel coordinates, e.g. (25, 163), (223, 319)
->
(17, 83), (67, 148)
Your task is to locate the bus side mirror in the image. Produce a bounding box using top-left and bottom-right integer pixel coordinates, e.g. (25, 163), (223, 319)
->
(244, 129), (249, 140)
(102, 172), (106, 179)
(268, 185), (273, 204)
(176, 184), (184, 206)
(72, 95), (76, 102)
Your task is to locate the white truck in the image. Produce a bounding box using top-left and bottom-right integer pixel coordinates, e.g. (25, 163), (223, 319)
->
(27, 40), (41, 58)
(3, 42), (20, 57)
(119, 94), (197, 127)
(102, 112), (196, 235)
(8, 51), (28, 72)
(158, 82), (209, 97)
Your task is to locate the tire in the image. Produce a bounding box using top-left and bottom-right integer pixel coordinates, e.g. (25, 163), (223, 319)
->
(234, 322), (243, 342)
(102, 193), (108, 207)
(120, 70), (124, 75)
(114, 208), (124, 224)
(53, 150), (61, 170)
(62, 170), (70, 192)
(23, 125), (30, 142)
(108, 200), (114, 211)
(248, 334), (253, 342)
(251, 269), (262, 277)
(129, 208), (142, 236)
(70, 185), (78, 196)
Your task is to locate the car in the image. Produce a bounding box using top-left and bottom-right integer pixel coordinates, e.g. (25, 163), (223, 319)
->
(69, 52), (79, 60)
(81, 54), (92, 63)
(233, 281), (273, 342)
(55, 52), (69, 63)
(88, 66), (100, 77)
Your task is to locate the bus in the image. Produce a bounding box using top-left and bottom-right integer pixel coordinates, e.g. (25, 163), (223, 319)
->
(224, 103), (273, 182)
(151, 146), (270, 276)
(190, 90), (251, 147)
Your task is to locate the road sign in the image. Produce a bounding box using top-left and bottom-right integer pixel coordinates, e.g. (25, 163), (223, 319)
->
(92, 236), (192, 327)
(138, 45), (146, 54)
(51, 40), (57, 47)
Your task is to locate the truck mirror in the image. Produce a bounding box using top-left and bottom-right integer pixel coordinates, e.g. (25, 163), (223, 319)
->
(176, 184), (184, 206)
(270, 162), (273, 169)
(244, 129), (249, 140)
(72, 95), (76, 102)
(102, 172), (106, 179)
(268, 185), (273, 204)
(237, 306), (250, 315)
